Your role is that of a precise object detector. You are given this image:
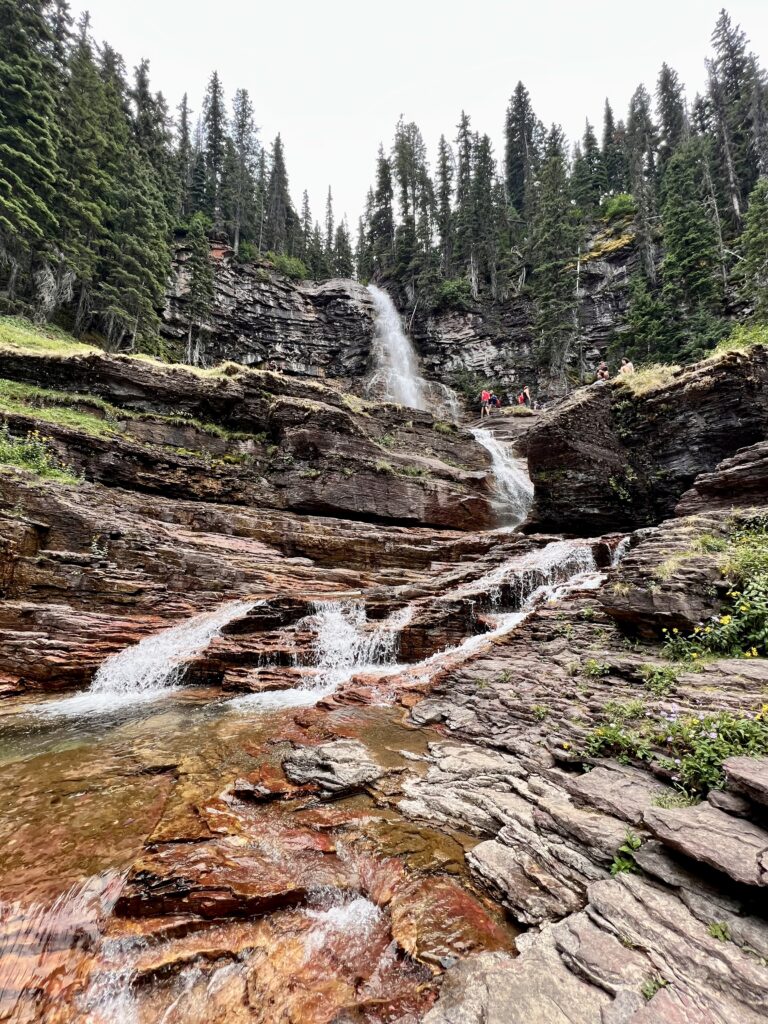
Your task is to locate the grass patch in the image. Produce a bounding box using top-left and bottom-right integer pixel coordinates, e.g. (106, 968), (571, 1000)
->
(0, 316), (100, 356)
(641, 664), (680, 697)
(0, 425), (79, 483)
(433, 420), (456, 434)
(706, 322), (768, 361)
(500, 405), (535, 417)
(619, 362), (681, 396)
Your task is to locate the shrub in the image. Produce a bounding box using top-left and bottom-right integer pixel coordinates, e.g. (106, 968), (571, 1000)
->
(583, 658), (611, 677)
(0, 425), (79, 483)
(264, 251), (309, 281)
(640, 976), (669, 1001)
(433, 420), (456, 435)
(641, 664), (679, 697)
(610, 830), (642, 875)
(433, 277), (473, 313)
(601, 193), (637, 221)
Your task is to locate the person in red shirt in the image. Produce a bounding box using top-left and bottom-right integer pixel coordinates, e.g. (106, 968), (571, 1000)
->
(480, 389), (491, 417)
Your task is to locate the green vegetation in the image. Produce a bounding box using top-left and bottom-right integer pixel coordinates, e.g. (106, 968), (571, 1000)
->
(532, 704), (550, 721)
(610, 830), (642, 875)
(0, 317), (99, 357)
(708, 921), (731, 942)
(601, 193), (637, 221)
(0, 426), (79, 484)
(264, 251), (309, 281)
(640, 976), (669, 1001)
(433, 277), (473, 313)
(582, 658), (611, 677)
(433, 420), (456, 435)
(641, 664), (680, 697)
(652, 790), (701, 809)
(587, 707), (768, 794)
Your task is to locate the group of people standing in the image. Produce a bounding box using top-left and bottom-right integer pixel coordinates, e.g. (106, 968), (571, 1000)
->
(479, 385), (531, 417)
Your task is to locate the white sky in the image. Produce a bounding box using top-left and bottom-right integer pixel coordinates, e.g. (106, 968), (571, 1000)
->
(79, 0), (768, 229)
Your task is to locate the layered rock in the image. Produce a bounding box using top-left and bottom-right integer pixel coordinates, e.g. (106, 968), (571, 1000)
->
(525, 345), (768, 533)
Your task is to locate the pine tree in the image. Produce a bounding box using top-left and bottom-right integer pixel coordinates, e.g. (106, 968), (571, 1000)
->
(222, 88), (257, 253)
(298, 190), (312, 264)
(0, 0), (61, 296)
(333, 217), (354, 278)
(661, 138), (722, 355)
(263, 134), (297, 254)
(740, 176), (768, 319)
(571, 120), (603, 212)
(176, 94), (193, 220)
(355, 212), (372, 282)
(627, 84), (659, 283)
(130, 60), (177, 219)
(454, 111), (474, 274)
(185, 212), (214, 364)
(601, 100), (628, 194)
(435, 134), (454, 276)
(370, 147), (395, 278)
(707, 10), (763, 228)
(504, 82), (539, 216)
(53, 17), (111, 328)
(324, 186), (334, 257)
(530, 126), (582, 383)
(656, 63), (688, 173)
(202, 70), (227, 226)
(307, 220), (327, 279)
(625, 273), (673, 359)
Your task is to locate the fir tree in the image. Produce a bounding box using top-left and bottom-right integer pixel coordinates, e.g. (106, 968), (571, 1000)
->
(298, 190), (312, 263)
(185, 212), (214, 364)
(740, 176), (768, 319)
(656, 63), (688, 173)
(333, 217), (354, 278)
(370, 147), (395, 278)
(324, 187), (334, 257)
(263, 134), (297, 254)
(504, 82), (539, 216)
(661, 138), (722, 355)
(530, 126), (582, 382)
(627, 84), (659, 283)
(454, 111), (474, 273)
(222, 88), (257, 253)
(625, 273), (672, 359)
(571, 120), (603, 212)
(0, 0), (60, 296)
(435, 134), (454, 276)
(601, 100), (628, 194)
(202, 70), (227, 226)
(176, 94), (193, 220)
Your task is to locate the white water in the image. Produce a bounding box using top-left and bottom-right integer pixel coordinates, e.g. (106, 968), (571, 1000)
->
(302, 894), (384, 958)
(366, 285), (462, 420)
(33, 600), (256, 717)
(230, 601), (410, 712)
(471, 427), (534, 525)
(366, 285), (427, 410)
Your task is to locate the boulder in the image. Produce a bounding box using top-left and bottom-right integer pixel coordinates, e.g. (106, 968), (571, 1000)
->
(723, 757), (768, 807)
(282, 740), (385, 794)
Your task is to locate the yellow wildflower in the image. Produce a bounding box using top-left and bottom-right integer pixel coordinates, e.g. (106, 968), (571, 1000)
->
(719, 615), (732, 625)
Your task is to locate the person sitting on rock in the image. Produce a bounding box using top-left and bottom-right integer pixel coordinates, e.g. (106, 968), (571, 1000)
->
(489, 393), (500, 414)
(618, 357), (635, 376)
(596, 361), (610, 382)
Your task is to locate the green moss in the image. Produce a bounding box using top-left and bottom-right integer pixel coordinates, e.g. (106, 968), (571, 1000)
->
(0, 316), (100, 356)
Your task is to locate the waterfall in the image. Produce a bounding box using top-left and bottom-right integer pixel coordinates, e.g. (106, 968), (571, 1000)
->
(365, 285), (461, 419)
(366, 285), (427, 410)
(35, 600), (255, 717)
(231, 601), (408, 712)
(471, 427), (534, 525)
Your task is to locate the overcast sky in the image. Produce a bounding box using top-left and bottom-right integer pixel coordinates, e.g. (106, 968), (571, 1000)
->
(79, 0), (768, 230)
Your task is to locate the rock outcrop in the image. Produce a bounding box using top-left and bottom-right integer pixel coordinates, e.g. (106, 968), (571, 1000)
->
(525, 346), (768, 533)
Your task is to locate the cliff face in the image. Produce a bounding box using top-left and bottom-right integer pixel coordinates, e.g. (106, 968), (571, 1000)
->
(524, 345), (768, 533)
(162, 239), (376, 377)
(162, 223), (638, 401)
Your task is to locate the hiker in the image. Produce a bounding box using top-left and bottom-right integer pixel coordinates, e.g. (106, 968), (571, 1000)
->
(618, 357), (635, 376)
(596, 361), (610, 382)
(480, 388), (491, 417)
(489, 393), (500, 414)
(522, 385), (532, 407)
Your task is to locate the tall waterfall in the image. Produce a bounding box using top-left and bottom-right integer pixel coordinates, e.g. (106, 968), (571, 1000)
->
(471, 427), (534, 525)
(366, 285), (428, 410)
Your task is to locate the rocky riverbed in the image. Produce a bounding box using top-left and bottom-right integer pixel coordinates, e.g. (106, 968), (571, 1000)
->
(0, 341), (767, 1023)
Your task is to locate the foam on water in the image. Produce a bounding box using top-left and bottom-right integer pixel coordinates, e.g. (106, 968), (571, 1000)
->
(32, 600), (256, 718)
(471, 427), (534, 525)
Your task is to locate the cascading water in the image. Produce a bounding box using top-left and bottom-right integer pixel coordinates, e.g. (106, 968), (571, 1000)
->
(35, 600), (256, 717)
(365, 285), (461, 420)
(471, 427), (534, 525)
(231, 601), (409, 711)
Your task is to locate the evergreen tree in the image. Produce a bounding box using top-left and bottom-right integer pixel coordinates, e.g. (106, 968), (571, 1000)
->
(324, 186), (334, 257)
(530, 126), (582, 382)
(435, 134), (454, 276)
(625, 273), (672, 359)
(656, 63), (688, 173)
(454, 111), (474, 273)
(185, 212), (214, 364)
(298, 190), (312, 263)
(263, 134), (297, 254)
(355, 212), (372, 282)
(504, 82), (539, 216)
(333, 217), (354, 278)
(222, 88), (257, 253)
(307, 220), (327, 279)
(740, 176), (768, 319)
(706, 10), (763, 228)
(660, 138), (722, 355)
(130, 60), (177, 218)
(176, 94), (193, 220)
(369, 147), (395, 278)
(601, 100), (628, 194)
(202, 70), (227, 226)
(254, 147), (267, 252)
(571, 120), (603, 212)
(0, 0), (61, 296)
(626, 84), (659, 283)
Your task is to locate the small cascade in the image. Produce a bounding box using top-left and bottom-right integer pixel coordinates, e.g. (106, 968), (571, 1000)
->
(366, 285), (461, 420)
(471, 427), (534, 525)
(231, 601), (409, 711)
(36, 600), (256, 716)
